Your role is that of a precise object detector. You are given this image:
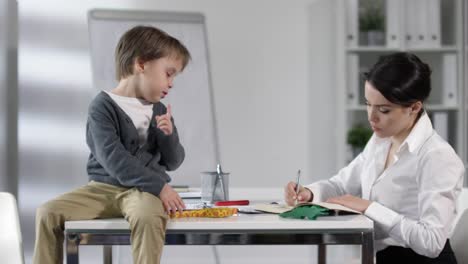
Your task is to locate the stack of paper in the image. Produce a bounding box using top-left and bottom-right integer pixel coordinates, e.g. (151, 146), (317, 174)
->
(173, 185), (202, 199)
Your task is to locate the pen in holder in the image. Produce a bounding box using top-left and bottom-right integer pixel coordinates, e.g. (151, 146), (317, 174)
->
(201, 164), (229, 204)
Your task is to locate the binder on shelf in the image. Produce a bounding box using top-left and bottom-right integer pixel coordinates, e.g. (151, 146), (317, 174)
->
(432, 112), (449, 141)
(347, 54), (359, 106)
(345, 0), (358, 47)
(442, 54), (458, 107)
(385, 0), (402, 48)
(415, 0), (429, 47)
(426, 0), (441, 47)
(405, 0), (428, 48)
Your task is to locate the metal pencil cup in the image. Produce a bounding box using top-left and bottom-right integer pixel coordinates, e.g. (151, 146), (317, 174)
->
(201, 171), (229, 204)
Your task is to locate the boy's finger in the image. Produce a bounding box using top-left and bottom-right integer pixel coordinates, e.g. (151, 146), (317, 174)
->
(158, 125), (169, 133)
(178, 198), (186, 209)
(158, 122), (171, 131)
(164, 202), (171, 212)
(172, 197), (182, 211)
(156, 114), (170, 122)
(169, 201), (177, 212)
(166, 104), (172, 118)
(157, 120), (167, 128)
(157, 115), (170, 125)
(178, 200), (185, 211)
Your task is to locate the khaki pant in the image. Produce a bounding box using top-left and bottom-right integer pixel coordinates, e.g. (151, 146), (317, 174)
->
(33, 181), (168, 264)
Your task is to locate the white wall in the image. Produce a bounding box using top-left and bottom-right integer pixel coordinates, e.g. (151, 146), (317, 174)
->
(18, 0), (339, 263)
(151, 0), (337, 187)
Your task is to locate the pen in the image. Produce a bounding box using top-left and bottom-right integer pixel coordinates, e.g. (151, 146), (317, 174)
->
(214, 200), (250, 206)
(295, 169), (301, 203)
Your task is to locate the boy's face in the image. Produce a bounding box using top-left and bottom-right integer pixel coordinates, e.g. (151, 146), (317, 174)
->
(137, 56), (183, 103)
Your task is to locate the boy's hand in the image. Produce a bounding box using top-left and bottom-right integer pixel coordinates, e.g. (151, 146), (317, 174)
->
(159, 183), (185, 213)
(284, 181), (313, 206)
(156, 104), (174, 135)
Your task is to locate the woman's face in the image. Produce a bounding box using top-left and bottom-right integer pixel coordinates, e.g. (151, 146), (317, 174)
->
(365, 81), (416, 139)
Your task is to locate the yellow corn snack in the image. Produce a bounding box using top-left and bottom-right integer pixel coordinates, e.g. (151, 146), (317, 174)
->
(169, 207), (238, 218)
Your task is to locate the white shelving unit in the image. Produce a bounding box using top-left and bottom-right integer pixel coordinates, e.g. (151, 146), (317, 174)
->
(464, 0), (468, 174)
(336, 0), (465, 168)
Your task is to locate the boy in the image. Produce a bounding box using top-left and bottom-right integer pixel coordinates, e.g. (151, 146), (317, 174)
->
(33, 25), (191, 264)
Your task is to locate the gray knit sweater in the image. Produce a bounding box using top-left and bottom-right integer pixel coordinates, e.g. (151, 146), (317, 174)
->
(86, 91), (185, 196)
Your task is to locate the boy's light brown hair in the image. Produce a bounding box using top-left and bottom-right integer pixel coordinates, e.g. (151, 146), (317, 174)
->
(115, 25), (191, 80)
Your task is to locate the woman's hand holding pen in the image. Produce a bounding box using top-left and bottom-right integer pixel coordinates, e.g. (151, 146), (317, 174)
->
(159, 183), (185, 214)
(284, 181), (313, 206)
(156, 104), (174, 135)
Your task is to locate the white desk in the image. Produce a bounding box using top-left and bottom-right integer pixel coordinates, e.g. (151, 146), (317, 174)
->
(65, 213), (374, 264)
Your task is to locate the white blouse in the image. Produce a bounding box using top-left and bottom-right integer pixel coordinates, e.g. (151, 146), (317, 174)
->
(306, 113), (465, 258)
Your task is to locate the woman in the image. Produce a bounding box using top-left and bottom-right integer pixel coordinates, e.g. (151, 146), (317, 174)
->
(285, 52), (464, 263)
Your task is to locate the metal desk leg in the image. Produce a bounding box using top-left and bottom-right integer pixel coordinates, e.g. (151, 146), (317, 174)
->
(211, 246), (220, 264)
(66, 234), (80, 264)
(318, 244), (326, 264)
(103, 245), (113, 264)
(361, 231), (374, 264)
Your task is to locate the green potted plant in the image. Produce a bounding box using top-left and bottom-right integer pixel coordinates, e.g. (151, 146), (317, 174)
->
(358, 0), (385, 45)
(347, 124), (373, 157)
